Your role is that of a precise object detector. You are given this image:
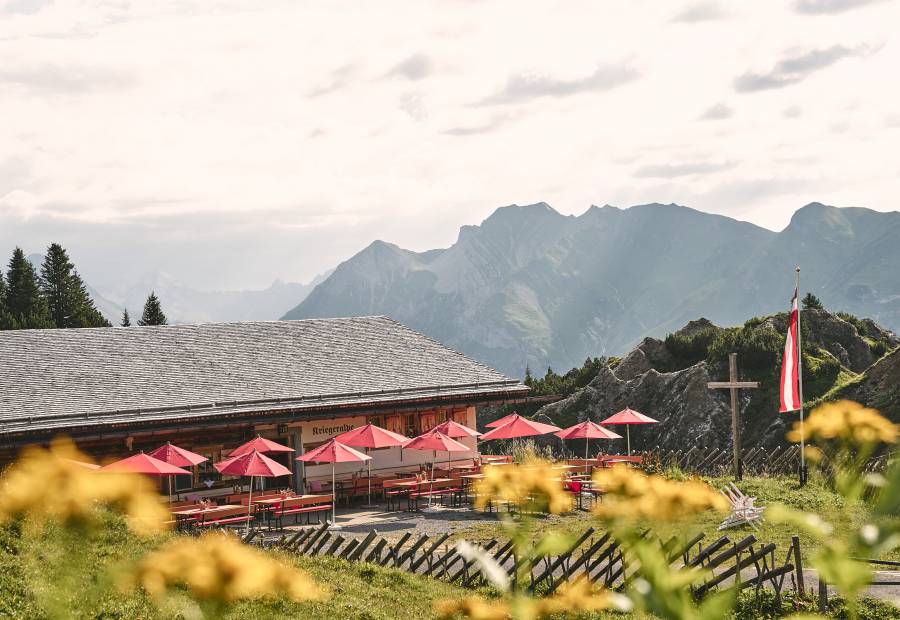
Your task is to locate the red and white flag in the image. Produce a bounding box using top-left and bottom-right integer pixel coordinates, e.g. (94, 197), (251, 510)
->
(779, 288), (801, 412)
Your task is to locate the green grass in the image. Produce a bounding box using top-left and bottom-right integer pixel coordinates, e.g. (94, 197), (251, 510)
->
(0, 514), (478, 620)
(450, 475), (898, 564)
(2, 508), (897, 620)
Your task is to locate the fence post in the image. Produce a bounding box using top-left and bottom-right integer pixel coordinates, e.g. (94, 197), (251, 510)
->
(818, 575), (828, 613)
(791, 536), (805, 594)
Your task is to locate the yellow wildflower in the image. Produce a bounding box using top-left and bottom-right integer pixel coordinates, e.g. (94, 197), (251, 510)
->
(788, 400), (897, 446)
(438, 582), (616, 620)
(436, 596), (510, 620)
(532, 579), (616, 617)
(128, 532), (324, 603)
(474, 459), (573, 515)
(0, 438), (169, 535)
(592, 465), (728, 522)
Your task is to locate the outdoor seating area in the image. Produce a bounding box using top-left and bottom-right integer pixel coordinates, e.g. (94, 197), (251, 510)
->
(89, 409), (652, 534)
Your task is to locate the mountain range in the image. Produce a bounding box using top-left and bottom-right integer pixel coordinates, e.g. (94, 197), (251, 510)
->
(24, 254), (325, 325)
(283, 202), (900, 377)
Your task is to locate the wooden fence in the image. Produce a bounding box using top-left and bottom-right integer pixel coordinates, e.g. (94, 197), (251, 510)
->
(641, 446), (892, 477)
(254, 522), (804, 602)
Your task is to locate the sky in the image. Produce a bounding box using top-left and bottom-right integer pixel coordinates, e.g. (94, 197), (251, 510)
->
(1, 0), (899, 292)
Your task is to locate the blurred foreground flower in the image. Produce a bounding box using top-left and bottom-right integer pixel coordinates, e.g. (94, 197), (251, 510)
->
(787, 400), (897, 447)
(128, 532), (324, 603)
(474, 459), (573, 514)
(592, 464), (728, 522)
(0, 438), (169, 535)
(437, 579), (622, 620)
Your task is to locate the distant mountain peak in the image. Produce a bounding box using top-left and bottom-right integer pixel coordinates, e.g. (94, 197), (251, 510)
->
(479, 202), (561, 225)
(283, 201), (900, 376)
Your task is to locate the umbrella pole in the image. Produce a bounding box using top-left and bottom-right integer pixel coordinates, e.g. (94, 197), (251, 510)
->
(330, 463), (340, 529)
(246, 475), (254, 536)
(428, 457), (435, 508)
(626, 427), (631, 456)
(585, 439), (589, 461)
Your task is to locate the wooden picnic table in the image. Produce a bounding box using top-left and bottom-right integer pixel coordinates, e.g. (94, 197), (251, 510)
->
(170, 503), (242, 516)
(252, 494), (331, 507)
(393, 478), (453, 488)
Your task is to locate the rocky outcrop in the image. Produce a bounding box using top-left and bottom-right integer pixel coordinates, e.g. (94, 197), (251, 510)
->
(536, 310), (897, 453)
(537, 361), (788, 453)
(761, 309), (898, 373)
(836, 347), (900, 422)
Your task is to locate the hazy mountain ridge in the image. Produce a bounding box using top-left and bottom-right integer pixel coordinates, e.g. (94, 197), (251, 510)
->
(25, 254), (326, 325)
(284, 201), (900, 376)
(107, 272), (327, 324)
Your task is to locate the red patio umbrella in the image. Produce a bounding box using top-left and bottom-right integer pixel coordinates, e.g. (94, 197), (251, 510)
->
(148, 442), (209, 501)
(216, 449), (292, 533)
(485, 412), (519, 428)
(403, 431), (469, 509)
(228, 435), (294, 457)
(479, 414), (561, 441)
(555, 421), (622, 459)
(98, 452), (191, 476)
(148, 442), (208, 467)
(297, 439), (371, 529)
(600, 407), (659, 455)
(430, 419), (481, 438)
(335, 424), (409, 507)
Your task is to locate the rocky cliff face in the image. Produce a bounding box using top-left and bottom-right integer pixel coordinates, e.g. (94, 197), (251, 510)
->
(534, 310), (898, 452)
(836, 348), (900, 422)
(283, 201), (900, 377)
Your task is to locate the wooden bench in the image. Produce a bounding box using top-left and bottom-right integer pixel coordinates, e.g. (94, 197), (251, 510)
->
(408, 479), (462, 511)
(383, 478), (412, 511)
(267, 495), (334, 529)
(196, 506), (254, 529)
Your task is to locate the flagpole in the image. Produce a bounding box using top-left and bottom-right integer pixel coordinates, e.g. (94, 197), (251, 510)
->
(796, 266), (807, 487)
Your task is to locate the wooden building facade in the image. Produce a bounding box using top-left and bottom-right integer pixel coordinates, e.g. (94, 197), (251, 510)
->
(0, 316), (528, 493)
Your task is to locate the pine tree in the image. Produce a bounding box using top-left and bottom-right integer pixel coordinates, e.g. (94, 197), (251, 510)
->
(38, 243), (110, 328)
(138, 292), (168, 326)
(523, 364), (533, 386)
(0, 268), (13, 330)
(4, 248), (52, 329)
(121, 308), (131, 327)
(802, 292), (824, 310)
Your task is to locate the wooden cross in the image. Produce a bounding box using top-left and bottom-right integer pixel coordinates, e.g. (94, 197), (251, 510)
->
(707, 353), (760, 480)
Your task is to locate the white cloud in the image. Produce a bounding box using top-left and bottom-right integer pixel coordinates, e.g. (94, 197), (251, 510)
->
(793, 0), (889, 15)
(481, 63), (640, 104)
(671, 1), (728, 23)
(734, 45), (874, 92)
(699, 102), (733, 120)
(1, 0), (898, 289)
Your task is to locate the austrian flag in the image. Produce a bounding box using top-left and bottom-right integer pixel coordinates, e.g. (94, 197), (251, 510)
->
(779, 288), (801, 412)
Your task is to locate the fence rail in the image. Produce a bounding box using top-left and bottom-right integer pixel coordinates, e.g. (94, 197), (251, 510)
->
(261, 522), (804, 603)
(639, 447), (892, 477)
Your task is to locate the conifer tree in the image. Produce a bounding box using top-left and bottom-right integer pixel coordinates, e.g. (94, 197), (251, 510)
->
(0, 268), (13, 330)
(4, 248), (52, 329)
(121, 308), (131, 327)
(38, 243), (110, 328)
(802, 292), (824, 310)
(138, 292), (168, 326)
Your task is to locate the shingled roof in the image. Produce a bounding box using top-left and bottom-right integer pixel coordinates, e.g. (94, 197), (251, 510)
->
(0, 316), (526, 440)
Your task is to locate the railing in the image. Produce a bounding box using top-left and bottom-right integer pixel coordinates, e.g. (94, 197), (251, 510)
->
(257, 522), (805, 603)
(640, 447), (892, 477)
